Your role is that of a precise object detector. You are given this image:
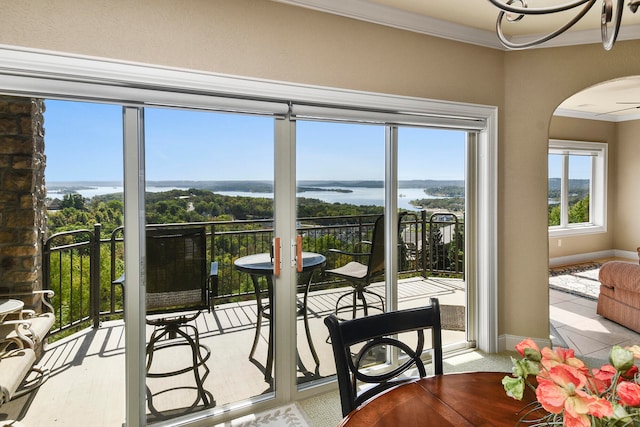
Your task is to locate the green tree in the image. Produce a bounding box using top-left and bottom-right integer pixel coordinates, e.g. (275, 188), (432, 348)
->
(548, 204), (560, 226)
(568, 195), (589, 224)
(60, 193), (86, 210)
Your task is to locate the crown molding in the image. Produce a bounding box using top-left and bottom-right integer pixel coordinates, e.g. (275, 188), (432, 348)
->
(274, 0), (640, 51)
(273, 0), (503, 49)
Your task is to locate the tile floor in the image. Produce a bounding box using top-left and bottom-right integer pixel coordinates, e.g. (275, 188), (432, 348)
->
(550, 288), (640, 362)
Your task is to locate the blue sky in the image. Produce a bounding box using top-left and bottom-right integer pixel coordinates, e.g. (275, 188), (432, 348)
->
(44, 99), (466, 182)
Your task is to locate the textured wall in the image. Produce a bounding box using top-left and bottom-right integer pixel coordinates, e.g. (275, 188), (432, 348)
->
(0, 95), (46, 293)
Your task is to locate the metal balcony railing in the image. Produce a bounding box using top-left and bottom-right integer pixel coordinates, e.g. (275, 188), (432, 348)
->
(43, 212), (464, 336)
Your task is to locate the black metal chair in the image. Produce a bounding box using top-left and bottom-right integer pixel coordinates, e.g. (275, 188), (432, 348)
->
(325, 215), (386, 318)
(324, 298), (443, 417)
(113, 226), (218, 416)
(144, 226), (216, 415)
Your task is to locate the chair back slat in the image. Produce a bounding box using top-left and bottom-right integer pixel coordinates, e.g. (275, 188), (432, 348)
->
(145, 227), (208, 315)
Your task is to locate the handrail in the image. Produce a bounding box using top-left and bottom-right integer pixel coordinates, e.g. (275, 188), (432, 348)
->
(43, 212), (463, 335)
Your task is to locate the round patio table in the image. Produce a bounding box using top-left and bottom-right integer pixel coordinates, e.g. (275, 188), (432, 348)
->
(234, 251), (326, 383)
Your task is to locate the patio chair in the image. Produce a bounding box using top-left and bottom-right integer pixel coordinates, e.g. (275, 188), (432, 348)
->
(325, 215), (385, 319)
(0, 290), (55, 357)
(324, 297), (443, 417)
(113, 226), (217, 413)
(326, 214), (411, 319)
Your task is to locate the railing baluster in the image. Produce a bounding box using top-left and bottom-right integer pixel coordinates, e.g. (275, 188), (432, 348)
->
(44, 213), (463, 334)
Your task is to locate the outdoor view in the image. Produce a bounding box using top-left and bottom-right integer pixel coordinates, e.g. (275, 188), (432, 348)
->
(548, 153), (591, 226)
(40, 99), (468, 424)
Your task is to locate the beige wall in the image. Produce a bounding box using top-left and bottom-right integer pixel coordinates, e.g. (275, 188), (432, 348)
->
(2, 0), (640, 342)
(548, 116), (616, 259)
(614, 120), (640, 253)
(501, 44), (640, 340)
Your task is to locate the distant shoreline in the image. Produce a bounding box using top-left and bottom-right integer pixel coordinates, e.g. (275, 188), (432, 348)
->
(46, 179), (465, 193)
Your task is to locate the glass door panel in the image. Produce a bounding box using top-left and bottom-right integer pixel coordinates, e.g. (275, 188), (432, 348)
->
(295, 120), (385, 387)
(42, 99), (125, 426)
(143, 108), (276, 422)
(397, 127), (467, 349)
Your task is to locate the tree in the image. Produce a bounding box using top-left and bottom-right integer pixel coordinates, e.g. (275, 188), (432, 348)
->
(568, 195), (589, 224)
(60, 193), (86, 210)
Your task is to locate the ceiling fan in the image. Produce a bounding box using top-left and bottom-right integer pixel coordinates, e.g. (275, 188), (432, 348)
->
(597, 102), (640, 115)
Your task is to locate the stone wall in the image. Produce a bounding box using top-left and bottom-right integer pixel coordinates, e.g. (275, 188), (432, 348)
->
(0, 95), (46, 293)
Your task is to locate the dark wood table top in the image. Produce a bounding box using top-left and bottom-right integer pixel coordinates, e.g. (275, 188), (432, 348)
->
(338, 372), (542, 427)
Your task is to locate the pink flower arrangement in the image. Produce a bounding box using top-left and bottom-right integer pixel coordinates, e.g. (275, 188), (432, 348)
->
(502, 338), (640, 426)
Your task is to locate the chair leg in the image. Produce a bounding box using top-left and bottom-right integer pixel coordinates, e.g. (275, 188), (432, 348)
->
(363, 289), (385, 312)
(173, 325), (212, 407)
(359, 290), (369, 316)
(334, 290), (355, 318)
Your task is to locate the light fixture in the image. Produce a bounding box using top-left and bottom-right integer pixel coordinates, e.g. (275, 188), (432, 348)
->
(488, 0), (640, 50)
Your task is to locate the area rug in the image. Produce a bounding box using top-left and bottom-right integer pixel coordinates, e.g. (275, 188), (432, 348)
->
(549, 262), (603, 300)
(217, 403), (311, 427)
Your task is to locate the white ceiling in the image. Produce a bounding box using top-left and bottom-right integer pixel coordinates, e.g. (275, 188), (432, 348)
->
(276, 0), (640, 122)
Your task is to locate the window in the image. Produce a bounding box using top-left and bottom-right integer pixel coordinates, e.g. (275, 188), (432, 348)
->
(548, 139), (607, 236)
(0, 45), (500, 426)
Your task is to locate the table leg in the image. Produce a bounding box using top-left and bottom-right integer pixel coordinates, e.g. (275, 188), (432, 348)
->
(302, 270), (320, 369)
(248, 273), (273, 383)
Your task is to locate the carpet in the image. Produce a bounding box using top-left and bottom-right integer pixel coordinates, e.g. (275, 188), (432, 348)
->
(549, 262), (603, 300)
(217, 403), (311, 427)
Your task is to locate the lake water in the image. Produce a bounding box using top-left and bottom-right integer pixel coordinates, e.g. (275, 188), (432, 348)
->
(47, 185), (443, 211)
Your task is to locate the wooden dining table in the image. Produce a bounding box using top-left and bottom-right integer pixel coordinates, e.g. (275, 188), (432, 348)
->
(338, 371), (544, 427)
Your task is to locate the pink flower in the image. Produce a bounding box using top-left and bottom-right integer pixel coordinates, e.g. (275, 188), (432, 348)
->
(626, 345), (640, 360)
(590, 364), (616, 393)
(536, 365), (612, 426)
(541, 347), (588, 375)
(516, 338), (539, 357)
(618, 381), (640, 407)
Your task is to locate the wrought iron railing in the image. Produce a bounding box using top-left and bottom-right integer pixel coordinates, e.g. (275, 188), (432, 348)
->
(43, 212), (463, 335)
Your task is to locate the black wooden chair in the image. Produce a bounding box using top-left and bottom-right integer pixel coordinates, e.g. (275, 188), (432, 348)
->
(324, 298), (443, 417)
(325, 215), (386, 318)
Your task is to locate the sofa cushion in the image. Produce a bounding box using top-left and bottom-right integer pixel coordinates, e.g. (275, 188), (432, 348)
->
(598, 261), (640, 291)
(0, 348), (36, 405)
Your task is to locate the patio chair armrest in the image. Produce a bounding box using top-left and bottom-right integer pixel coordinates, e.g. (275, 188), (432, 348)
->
(0, 319), (35, 349)
(0, 290), (55, 314)
(19, 309), (36, 319)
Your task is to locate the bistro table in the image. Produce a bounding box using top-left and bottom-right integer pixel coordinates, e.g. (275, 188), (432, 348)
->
(234, 251), (326, 382)
(338, 371), (543, 427)
(0, 299), (24, 323)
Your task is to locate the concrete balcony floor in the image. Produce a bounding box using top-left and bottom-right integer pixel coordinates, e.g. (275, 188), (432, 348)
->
(2, 277), (466, 426)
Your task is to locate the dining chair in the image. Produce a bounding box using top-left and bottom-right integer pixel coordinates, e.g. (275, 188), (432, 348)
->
(324, 298), (443, 417)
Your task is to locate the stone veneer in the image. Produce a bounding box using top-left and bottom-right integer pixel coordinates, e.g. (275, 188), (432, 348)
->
(0, 95), (46, 294)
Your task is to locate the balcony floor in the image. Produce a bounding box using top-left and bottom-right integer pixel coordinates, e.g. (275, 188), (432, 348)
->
(1, 277), (465, 426)
(3, 277), (636, 426)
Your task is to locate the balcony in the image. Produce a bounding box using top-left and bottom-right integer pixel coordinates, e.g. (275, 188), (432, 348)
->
(1, 213), (465, 425)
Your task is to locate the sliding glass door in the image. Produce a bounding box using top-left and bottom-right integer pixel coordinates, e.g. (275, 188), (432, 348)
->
(397, 127), (468, 351)
(295, 120), (385, 386)
(142, 107), (277, 421)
